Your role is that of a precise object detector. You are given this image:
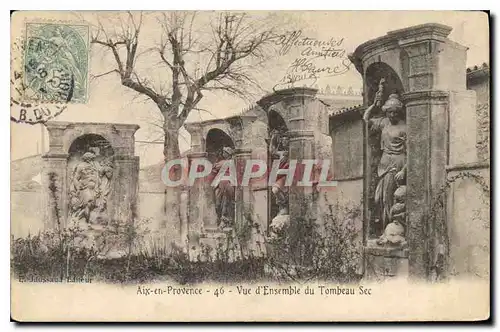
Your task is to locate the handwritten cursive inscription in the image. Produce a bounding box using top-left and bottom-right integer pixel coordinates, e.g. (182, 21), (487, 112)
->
(275, 30), (345, 56)
(273, 30), (351, 91)
(288, 57), (351, 77)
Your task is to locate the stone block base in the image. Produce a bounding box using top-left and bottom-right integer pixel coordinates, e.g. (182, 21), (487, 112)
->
(363, 239), (409, 281)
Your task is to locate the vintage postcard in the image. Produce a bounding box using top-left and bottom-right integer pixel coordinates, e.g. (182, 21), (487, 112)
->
(10, 10), (490, 322)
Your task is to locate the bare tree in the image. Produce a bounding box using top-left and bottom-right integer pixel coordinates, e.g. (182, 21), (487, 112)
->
(90, 11), (280, 161)
(89, 11), (283, 229)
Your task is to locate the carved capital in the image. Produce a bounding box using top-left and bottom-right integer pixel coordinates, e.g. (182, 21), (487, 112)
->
(288, 130), (315, 140)
(395, 23), (452, 49)
(403, 90), (449, 106)
(233, 148), (252, 158)
(185, 123), (204, 152)
(42, 153), (69, 160)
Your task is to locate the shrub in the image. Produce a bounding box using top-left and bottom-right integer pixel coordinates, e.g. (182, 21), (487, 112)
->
(265, 200), (362, 283)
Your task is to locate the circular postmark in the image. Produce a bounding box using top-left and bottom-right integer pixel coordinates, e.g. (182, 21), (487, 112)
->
(11, 37), (66, 124)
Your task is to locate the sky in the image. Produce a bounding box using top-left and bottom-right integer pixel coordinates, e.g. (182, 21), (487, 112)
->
(10, 11), (489, 166)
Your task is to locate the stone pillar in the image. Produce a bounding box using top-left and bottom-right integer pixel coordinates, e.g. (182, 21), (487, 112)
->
(402, 91), (449, 278)
(288, 128), (315, 263)
(233, 148), (253, 244)
(226, 113), (258, 233)
(113, 155), (140, 222)
(287, 94), (317, 263)
(256, 88), (320, 237)
(398, 26), (470, 279)
(41, 153), (68, 229)
(179, 186), (190, 247)
(42, 122), (69, 228)
(184, 124), (206, 245)
(186, 151), (211, 239)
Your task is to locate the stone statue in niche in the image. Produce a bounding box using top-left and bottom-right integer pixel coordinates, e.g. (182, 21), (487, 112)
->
(68, 151), (114, 225)
(268, 128), (291, 236)
(363, 80), (407, 235)
(96, 159), (114, 214)
(270, 128), (290, 216)
(211, 146), (235, 229)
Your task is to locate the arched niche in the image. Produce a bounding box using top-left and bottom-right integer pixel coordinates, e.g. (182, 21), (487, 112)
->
(267, 103), (290, 130)
(205, 128), (236, 229)
(67, 133), (115, 179)
(67, 134), (116, 226)
(64, 130), (116, 156)
(205, 128), (235, 164)
(267, 109), (289, 224)
(268, 109), (288, 133)
(365, 62), (405, 107)
(68, 134), (115, 158)
(363, 62), (406, 240)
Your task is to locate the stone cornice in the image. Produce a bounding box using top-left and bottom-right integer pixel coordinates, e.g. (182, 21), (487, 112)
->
(42, 153), (69, 159)
(233, 148), (253, 156)
(402, 90), (449, 104)
(446, 161), (490, 172)
(349, 23), (453, 75)
(113, 155), (140, 161)
(390, 23), (452, 46)
(45, 121), (140, 132)
(226, 114), (258, 129)
(183, 122), (203, 133)
(186, 151), (208, 158)
(186, 110), (259, 130)
(288, 130), (315, 139)
(257, 87), (318, 109)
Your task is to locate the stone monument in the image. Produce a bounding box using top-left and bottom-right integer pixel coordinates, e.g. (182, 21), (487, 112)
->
(349, 23), (477, 281)
(42, 122), (140, 230)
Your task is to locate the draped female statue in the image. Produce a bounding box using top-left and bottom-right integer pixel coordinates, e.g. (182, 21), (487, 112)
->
(211, 146), (235, 229)
(68, 152), (114, 225)
(363, 87), (407, 231)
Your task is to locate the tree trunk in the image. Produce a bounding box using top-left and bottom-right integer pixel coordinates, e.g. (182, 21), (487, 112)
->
(162, 119), (184, 246)
(163, 126), (181, 161)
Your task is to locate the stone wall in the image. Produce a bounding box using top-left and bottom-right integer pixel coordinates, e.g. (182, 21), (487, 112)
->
(137, 161), (188, 245)
(330, 115), (364, 181)
(446, 166), (489, 279)
(11, 191), (43, 238)
(443, 65), (490, 279)
(137, 162), (166, 230)
(11, 155), (43, 238)
(328, 58), (490, 280)
(467, 65), (490, 162)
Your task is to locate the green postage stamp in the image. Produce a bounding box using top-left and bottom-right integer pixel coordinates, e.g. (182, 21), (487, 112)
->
(23, 22), (89, 103)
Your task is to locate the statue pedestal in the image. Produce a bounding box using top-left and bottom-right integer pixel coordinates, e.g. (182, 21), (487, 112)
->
(363, 239), (409, 282)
